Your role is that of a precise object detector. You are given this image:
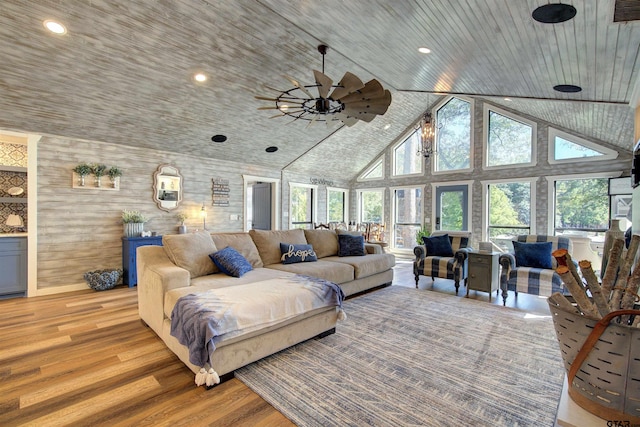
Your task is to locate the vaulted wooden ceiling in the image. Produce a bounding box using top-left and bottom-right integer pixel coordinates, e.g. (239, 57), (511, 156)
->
(0, 0), (639, 180)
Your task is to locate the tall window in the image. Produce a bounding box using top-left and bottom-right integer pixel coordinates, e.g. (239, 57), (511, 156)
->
(358, 189), (384, 223)
(486, 106), (535, 168)
(487, 180), (534, 250)
(393, 187), (422, 250)
(435, 97), (472, 172)
(553, 177), (609, 236)
(393, 130), (422, 176)
(290, 184), (315, 229)
(327, 187), (348, 223)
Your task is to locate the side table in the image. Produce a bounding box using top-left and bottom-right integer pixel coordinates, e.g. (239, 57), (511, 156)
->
(122, 235), (162, 287)
(467, 251), (499, 300)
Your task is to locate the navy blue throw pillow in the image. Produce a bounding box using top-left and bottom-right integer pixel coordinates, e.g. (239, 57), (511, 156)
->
(513, 241), (553, 269)
(209, 246), (253, 277)
(337, 234), (365, 257)
(280, 243), (318, 264)
(422, 234), (454, 257)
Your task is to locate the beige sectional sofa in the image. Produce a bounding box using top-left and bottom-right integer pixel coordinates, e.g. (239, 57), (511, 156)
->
(136, 228), (395, 381)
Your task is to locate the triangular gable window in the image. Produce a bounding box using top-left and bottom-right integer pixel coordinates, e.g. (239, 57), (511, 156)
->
(549, 128), (617, 164)
(358, 157), (384, 181)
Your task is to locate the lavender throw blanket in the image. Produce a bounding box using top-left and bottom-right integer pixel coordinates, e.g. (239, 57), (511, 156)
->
(170, 275), (344, 368)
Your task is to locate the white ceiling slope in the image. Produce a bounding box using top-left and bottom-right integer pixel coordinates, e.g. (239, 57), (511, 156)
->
(0, 0), (638, 180)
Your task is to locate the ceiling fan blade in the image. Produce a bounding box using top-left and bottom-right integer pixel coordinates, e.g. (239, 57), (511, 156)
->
(284, 74), (314, 99)
(335, 112), (359, 127)
(258, 106), (284, 110)
(313, 70), (333, 99)
(255, 96), (280, 101)
(268, 113), (286, 119)
(343, 90), (392, 116)
(329, 72), (365, 100)
(339, 79), (385, 103)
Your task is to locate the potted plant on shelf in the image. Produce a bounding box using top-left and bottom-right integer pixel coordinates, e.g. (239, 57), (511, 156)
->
(91, 163), (107, 187)
(176, 212), (188, 234)
(73, 163), (92, 186)
(107, 166), (123, 188)
(121, 209), (148, 237)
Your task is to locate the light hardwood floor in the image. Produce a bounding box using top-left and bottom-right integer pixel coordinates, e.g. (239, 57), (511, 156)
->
(0, 258), (548, 427)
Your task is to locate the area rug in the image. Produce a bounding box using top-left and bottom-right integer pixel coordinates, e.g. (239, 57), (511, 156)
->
(235, 286), (565, 426)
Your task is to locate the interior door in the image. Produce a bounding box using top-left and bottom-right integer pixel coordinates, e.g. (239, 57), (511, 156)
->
(251, 182), (272, 230)
(434, 184), (468, 231)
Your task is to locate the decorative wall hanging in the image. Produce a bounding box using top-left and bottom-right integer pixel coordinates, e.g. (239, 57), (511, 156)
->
(212, 178), (230, 207)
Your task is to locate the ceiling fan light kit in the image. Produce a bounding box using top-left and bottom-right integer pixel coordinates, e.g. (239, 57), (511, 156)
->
(256, 45), (392, 127)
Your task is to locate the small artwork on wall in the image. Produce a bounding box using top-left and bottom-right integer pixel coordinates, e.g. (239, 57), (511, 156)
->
(211, 178), (230, 207)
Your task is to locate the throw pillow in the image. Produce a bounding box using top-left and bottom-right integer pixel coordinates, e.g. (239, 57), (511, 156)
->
(513, 241), (553, 269)
(422, 234), (454, 257)
(162, 231), (218, 278)
(209, 246), (253, 277)
(337, 234), (365, 257)
(280, 243), (318, 264)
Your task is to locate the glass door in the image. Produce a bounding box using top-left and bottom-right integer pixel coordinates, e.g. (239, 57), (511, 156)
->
(434, 184), (468, 231)
(392, 187), (422, 250)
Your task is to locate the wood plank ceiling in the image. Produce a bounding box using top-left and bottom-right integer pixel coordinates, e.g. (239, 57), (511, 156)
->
(0, 0), (639, 180)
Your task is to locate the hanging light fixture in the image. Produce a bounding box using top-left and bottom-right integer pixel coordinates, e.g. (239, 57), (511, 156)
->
(417, 112), (438, 158)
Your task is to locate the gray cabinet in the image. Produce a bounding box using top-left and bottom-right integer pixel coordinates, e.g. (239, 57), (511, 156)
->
(467, 252), (499, 300)
(0, 237), (27, 299)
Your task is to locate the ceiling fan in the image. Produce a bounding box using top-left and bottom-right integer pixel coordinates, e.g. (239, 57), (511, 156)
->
(255, 44), (392, 127)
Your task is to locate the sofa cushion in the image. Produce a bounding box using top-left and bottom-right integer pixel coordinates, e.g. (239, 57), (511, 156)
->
(162, 231), (218, 278)
(423, 234), (454, 257)
(250, 229), (308, 266)
(338, 234), (365, 257)
(265, 259), (354, 284)
(326, 253), (396, 279)
(209, 246), (253, 277)
(513, 241), (553, 269)
(279, 243), (318, 264)
(211, 232), (263, 268)
(303, 229), (339, 258)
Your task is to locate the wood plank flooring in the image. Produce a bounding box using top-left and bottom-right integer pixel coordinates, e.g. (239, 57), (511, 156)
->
(0, 287), (295, 427)
(0, 257), (549, 427)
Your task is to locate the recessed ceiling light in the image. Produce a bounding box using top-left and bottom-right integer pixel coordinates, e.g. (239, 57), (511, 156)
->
(418, 47), (431, 54)
(383, 124), (391, 130)
(194, 73), (207, 83)
(504, 97), (512, 102)
(211, 134), (227, 143)
(532, 3), (577, 24)
(265, 146), (278, 153)
(553, 84), (582, 93)
(43, 20), (67, 35)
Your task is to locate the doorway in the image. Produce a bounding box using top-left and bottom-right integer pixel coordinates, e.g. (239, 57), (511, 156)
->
(243, 175), (280, 231)
(434, 184), (469, 231)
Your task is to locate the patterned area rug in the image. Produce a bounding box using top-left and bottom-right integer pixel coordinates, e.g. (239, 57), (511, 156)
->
(235, 286), (565, 426)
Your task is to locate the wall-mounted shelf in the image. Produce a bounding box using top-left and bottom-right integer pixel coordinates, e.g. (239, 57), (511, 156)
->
(0, 197), (27, 204)
(72, 172), (120, 191)
(0, 166), (27, 173)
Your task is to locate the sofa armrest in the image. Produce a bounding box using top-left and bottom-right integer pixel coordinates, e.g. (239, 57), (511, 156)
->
(414, 245), (426, 260)
(137, 246), (190, 335)
(499, 252), (516, 270)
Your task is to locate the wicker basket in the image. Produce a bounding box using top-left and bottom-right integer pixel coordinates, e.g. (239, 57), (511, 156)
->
(548, 295), (640, 422)
(83, 269), (123, 291)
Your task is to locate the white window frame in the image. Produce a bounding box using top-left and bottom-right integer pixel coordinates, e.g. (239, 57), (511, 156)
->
(326, 186), (349, 224)
(430, 180), (473, 232)
(548, 128), (618, 164)
(481, 177), (538, 242)
(546, 171), (621, 235)
(289, 182), (317, 229)
(356, 188), (385, 224)
(391, 128), (423, 178)
(390, 185), (424, 252)
(432, 95), (474, 175)
(357, 155), (385, 182)
(483, 104), (537, 170)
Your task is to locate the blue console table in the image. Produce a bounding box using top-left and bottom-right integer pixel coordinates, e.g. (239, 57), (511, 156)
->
(122, 235), (162, 287)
